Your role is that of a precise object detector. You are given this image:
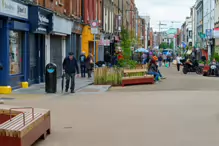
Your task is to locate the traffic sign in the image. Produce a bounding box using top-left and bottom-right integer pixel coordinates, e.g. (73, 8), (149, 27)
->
(90, 21), (98, 28)
(91, 28), (99, 34)
(206, 29), (212, 37)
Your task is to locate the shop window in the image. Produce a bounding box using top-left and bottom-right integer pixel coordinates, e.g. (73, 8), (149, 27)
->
(9, 31), (22, 75)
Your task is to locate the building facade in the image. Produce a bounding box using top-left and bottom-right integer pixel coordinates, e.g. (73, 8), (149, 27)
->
(191, 5), (197, 47)
(82, 0), (103, 61)
(203, 0), (215, 59)
(214, 0), (219, 55)
(186, 17), (192, 46)
(195, 0), (204, 49)
(0, 0), (29, 93)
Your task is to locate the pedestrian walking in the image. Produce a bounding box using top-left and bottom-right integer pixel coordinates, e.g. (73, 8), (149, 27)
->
(104, 51), (111, 67)
(163, 54), (167, 64)
(158, 54), (163, 67)
(167, 55), (171, 67)
(79, 52), (86, 78)
(142, 53), (147, 64)
(176, 54), (182, 72)
(86, 53), (94, 78)
(62, 52), (79, 93)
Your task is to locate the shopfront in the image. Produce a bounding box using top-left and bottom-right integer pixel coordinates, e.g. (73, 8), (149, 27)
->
(82, 25), (100, 61)
(0, 0), (29, 93)
(98, 34), (111, 62)
(50, 14), (71, 77)
(82, 25), (94, 56)
(28, 6), (52, 84)
(72, 21), (83, 60)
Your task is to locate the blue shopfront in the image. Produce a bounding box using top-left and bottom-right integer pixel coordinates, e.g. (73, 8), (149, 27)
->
(28, 6), (52, 84)
(0, 0), (29, 93)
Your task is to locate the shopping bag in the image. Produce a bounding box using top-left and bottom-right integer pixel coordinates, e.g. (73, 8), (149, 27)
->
(165, 63), (169, 68)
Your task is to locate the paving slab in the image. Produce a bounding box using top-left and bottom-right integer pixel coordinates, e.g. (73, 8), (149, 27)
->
(13, 77), (94, 94)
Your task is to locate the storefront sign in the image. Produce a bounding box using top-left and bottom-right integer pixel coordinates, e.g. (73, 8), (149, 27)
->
(214, 28), (219, 39)
(52, 14), (71, 35)
(29, 6), (52, 33)
(206, 29), (212, 38)
(72, 21), (82, 34)
(38, 12), (49, 24)
(99, 39), (110, 46)
(0, 0), (28, 19)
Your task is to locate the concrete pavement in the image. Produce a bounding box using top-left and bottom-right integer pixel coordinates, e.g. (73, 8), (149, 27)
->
(110, 66), (219, 92)
(2, 67), (219, 146)
(14, 77), (93, 94)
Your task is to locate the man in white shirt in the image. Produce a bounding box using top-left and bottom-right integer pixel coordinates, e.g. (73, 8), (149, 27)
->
(176, 54), (182, 72)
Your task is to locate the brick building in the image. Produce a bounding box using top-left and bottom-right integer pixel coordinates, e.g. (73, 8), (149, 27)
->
(149, 28), (154, 49)
(82, 0), (103, 59)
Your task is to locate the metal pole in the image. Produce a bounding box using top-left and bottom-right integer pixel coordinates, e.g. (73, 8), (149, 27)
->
(209, 0), (212, 60)
(94, 35), (96, 68)
(136, 10), (138, 40)
(159, 21), (161, 45)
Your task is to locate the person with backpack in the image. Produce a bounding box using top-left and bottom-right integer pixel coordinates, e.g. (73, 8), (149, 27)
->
(79, 52), (86, 78)
(86, 53), (94, 78)
(63, 52), (79, 93)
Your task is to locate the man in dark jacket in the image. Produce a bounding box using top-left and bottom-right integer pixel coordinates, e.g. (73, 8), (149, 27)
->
(63, 52), (79, 93)
(79, 52), (86, 78)
(104, 51), (111, 66)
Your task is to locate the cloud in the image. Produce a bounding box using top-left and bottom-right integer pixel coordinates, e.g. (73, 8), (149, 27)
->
(136, 0), (196, 31)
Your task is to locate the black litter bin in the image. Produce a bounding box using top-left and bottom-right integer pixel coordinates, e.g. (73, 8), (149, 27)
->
(0, 63), (3, 70)
(45, 63), (57, 93)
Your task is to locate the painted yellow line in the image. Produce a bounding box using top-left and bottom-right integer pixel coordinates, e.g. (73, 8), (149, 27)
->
(1, 94), (46, 100)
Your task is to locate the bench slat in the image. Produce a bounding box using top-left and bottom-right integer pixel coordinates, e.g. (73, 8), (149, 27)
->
(0, 106), (50, 138)
(0, 112), (42, 137)
(7, 113), (34, 137)
(8, 113), (41, 137)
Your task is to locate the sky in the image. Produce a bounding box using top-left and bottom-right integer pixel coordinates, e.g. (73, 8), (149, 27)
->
(135, 0), (196, 31)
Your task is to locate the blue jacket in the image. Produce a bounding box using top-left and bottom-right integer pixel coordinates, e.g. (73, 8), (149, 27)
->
(63, 57), (79, 74)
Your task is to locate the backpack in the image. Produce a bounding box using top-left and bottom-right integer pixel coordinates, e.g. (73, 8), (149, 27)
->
(80, 56), (85, 63)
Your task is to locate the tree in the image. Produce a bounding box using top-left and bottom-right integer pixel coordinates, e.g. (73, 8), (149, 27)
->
(120, 27), (132, 59)
(159, 42), (168, 49)
(117, 27), (137, 69)
(169, 41), (174, 49)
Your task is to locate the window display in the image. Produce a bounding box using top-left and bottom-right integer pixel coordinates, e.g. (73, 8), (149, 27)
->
(9, 31), (22, 75)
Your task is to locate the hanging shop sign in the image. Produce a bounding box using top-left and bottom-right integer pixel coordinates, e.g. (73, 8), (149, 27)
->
(213, 28), (219, 39)
(29, 6), (52, 33)
(99, 39), (110, 46)
(72, 21), (83, 34)
(0, 0), (28, 19)
(52, 14), (72, 35)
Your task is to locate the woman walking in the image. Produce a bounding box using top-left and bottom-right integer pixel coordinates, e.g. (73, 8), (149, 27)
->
(86, 53), (94, 78)
(158, 54), (163, 67)
(176, 54), (182, 72)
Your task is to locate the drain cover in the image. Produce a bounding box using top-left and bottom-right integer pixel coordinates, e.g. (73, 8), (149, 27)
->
(0, 97), (15, 100)
(64, 127), (72, 129)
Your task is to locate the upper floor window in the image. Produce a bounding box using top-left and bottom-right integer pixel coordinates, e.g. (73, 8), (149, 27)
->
(59, 0), (64, 6)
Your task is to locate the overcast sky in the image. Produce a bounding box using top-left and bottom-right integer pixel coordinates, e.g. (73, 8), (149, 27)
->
(135, 0), (196, 31)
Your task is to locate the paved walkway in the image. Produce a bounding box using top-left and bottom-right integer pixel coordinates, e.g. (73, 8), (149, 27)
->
(110, 66), (219, 92)
(2, 67), (219, 146)
(13, 77), (94, 94)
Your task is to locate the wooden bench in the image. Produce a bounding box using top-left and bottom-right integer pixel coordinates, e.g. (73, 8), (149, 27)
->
(122, 75), (154, 87)
(124, 69), (147, 77)
(0, 105), (51, 146)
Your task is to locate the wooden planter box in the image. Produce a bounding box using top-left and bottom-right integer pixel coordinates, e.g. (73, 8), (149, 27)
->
(122, 75), (154, 87)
